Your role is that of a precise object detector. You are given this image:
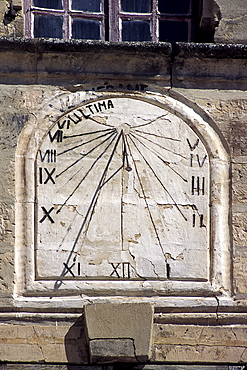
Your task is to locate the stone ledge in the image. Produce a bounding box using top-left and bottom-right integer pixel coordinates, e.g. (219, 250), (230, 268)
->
(174, 42), (247, 59)
(0, 38), (171, 85)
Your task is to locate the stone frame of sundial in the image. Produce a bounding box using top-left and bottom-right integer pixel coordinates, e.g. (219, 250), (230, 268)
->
(15, 91), (231, 301)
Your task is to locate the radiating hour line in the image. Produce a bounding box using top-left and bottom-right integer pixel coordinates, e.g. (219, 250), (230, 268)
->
(56, 131), (123, 285)
(53, 117), (191, 285)
(133, 114), (169, 128)
(74, 131), (123, 259)
(128, 134), (187, 221)
(56, 131), (117, 178)
(68, 131), (123, 259)
(56, 132), (118, 195)
(63, 128), (114, 139)
(56, 133), (119, 213)
(125, 136), (165, 258)
(130, 132), (187, 182)
(100, 165), (124, 189)
(58, 129), (116, 156)
(134, 128), (181, 142)
(133, 129), (187, 159)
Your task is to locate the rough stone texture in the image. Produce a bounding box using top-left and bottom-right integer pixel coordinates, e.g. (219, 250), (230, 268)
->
(2, 319), (244, 365)
(173, 43), (247, 90)
(0, 321), (88, 364)
(152, 324), (247, 363)
(215, 0), (247, 44)
(0, 38), (171, 87)
(233, 247), (247, 296)
(0, 0), (23, 38)
(171, 88), (247, 302)
(89, 338), (136, 363)
(85, 303), (153, 362)
(0, 30), (245, 367)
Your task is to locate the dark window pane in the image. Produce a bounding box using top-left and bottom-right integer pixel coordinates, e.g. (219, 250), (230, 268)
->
(72, 0), (101, 11)
(158, 0), (190, 14)
(121, 0), (151, 13)
(122, 20), (150, 41)
(33, 0), (62, 10)
(159, 20), (188, 42)
(72, 19), (100, 39)
(34, 15), (63, 38)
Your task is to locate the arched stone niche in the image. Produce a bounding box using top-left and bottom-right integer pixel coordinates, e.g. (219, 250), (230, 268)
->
(15, 91), (231, 305)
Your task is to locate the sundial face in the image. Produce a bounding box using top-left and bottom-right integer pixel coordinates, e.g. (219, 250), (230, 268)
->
(36, 97), (209, 286)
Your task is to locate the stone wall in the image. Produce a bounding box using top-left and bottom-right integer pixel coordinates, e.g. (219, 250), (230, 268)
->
(0, 39), (246, 366)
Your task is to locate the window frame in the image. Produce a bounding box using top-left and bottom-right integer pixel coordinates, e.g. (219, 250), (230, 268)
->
(24, 0), (194, 42)
(111, 0), (193, 42)
(24, 0), (106, 39)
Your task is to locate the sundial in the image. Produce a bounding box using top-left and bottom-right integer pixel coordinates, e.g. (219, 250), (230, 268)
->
(36, 96), (209, 287)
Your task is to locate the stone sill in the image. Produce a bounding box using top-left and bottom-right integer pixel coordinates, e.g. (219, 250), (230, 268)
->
(0, 37), (172, 54)
(0, 37), (247, 59)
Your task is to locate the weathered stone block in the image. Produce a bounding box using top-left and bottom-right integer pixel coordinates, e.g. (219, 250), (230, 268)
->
(84, 303), (153, 363)
(89, 338), (136, 363)
(152, 324), (247, 363)
(233, 247), (247, 295)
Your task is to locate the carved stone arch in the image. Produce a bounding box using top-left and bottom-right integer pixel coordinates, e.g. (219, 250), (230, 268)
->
(15, 91), (231, 306)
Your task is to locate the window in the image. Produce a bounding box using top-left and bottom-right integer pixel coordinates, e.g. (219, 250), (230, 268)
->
(24, 0), (196, 42)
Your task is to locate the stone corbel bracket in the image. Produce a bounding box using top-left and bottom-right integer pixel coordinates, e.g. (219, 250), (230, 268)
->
(84, 303), (153, 364)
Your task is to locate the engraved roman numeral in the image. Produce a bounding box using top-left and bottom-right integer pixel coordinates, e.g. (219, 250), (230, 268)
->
(57, 119), (70, 130)
(39, 149), (57, 163)
(39, 206), (55, 223)
(62, 262), (81, 277)
(166, 263), (171, 279)
(187, 138), (199, 151)
(190, 154), (207, 167)
(63, 262), (75, 277)
(48, 130), (63, 142)
(192, 213), (205, 227)
(191, 176), (205, 195)
(110, 262), (130, 278)
(39, 168), (56, 184)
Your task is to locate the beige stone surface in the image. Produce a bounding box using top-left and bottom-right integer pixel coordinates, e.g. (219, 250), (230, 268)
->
(0, 324), (67, 362)
(172, 89), (247, 299)
(233, 248), (247, 295)
(173, 44), (247, 90)
(0, 322), (88, 363)
(85, 303), (153, 362)
(152, 324), (247, 363)
(0, 37), (246, 365)
(215, 0), (247, 43)
(0, 321), (246, 364)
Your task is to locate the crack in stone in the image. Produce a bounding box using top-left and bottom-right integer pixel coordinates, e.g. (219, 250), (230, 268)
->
(32, 326), (45, 361)
(147, 258), (160, 278)
(215, 296), (222, 326)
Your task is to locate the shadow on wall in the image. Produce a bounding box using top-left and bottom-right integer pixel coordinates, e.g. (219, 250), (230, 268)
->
(64, 315), (89, 366)
(198, 0), (222, 42)
(64, 315), (147, 370)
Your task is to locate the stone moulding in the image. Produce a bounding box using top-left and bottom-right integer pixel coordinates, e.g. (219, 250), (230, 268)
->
(14, 90), (231, 308)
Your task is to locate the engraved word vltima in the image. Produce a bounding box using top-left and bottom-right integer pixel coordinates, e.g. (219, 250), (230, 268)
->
(0, 0), (247, 369)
